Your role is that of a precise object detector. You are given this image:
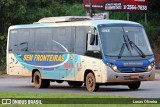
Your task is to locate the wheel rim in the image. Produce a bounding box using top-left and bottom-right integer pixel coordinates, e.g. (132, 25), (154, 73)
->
(86, 74), (96, 91)
(35, 75), (40, 85)
(88, 77), (94, 88)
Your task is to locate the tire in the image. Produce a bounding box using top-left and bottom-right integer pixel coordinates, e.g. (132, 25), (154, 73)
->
(85, 72), (99, 92)
(43, 79), (50, 88)
(68, 81), (83, 87)
(33, 71), (50, 88)
(128, 81), (141, 90)
(56, 80), (64, 84)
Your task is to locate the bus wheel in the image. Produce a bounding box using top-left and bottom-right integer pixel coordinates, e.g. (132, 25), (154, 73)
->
(56, 80), (64, 84)
(68, 81), (83, 87)
(86, 73), (99, 92)
(128, 81), (141, 90)
(33, 71), (50, 88)
(43, 79), (50, 88)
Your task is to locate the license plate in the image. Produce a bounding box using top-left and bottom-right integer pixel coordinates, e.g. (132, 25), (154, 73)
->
(130, 74), (139, 79)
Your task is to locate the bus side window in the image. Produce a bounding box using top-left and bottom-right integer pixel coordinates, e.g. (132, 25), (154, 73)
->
(19, 29), (34, 52)
(9, 29), (35, 52)
(9, 30), (19, 52)
(86, 28), (101, 59)
(90, 34), (98, 46)
(87, 28), (100, 51)
(90, 34), (95, 45)
(75, 26), (89, 55)
(52, 27), (75, 52)
(96, 34), (98, 45)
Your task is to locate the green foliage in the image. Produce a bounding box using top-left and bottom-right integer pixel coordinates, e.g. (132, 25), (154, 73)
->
(0, 92), (128, 98)
(0, 0), (66, 33)
(0, 1), (160, 67)
(0, 34), (7, 65)
(63, 3), (86, 16)
(24, 0), (65, 23)
(0, 0), (27, 33)
(109, 12), (126, 20)
(0, 33), (6, 72)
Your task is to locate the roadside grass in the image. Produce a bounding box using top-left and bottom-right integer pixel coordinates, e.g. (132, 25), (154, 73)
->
(0, 92), (159, 107)
(0, 92), (128, 98)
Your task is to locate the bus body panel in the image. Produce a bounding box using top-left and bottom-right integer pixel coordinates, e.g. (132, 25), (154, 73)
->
(7, 52), (103, 83)
(8, 53), (79, 79)
(7, 52), (155, 83)
(7, 53), (32, 76)
(106, 66), (155, 83)
(82, 56), (102, 83)
(6, 19), (155, 86)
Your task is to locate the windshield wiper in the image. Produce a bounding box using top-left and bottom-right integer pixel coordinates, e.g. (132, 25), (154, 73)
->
(129, 40), (146, 58)
(118, 42), (126, 59)
(118, 35), (131, 59)
(126, 34), (146, 58)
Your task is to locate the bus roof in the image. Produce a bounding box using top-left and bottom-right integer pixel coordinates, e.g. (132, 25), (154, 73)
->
(9, 20), (141, 30)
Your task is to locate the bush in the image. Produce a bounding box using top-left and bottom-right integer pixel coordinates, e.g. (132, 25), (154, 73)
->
(0, 34), (7, 65)
(63, 3), (86, 16)
(0, 2), (160, 67)
(0, 65), (6, 74)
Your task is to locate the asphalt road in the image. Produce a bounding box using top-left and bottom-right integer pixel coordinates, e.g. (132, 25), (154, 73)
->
(0, 74), (160, 98)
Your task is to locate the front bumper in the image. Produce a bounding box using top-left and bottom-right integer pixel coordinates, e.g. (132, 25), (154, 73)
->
(106, 66), (155, 82)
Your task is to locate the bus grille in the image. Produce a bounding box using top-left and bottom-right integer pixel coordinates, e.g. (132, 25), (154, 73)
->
(118, 67), (147, 73)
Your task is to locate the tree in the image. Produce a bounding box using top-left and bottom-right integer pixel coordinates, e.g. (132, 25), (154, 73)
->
(0, 0), (65, 35)
(0, 0), (28, 34)
(0, 0), (65, 65)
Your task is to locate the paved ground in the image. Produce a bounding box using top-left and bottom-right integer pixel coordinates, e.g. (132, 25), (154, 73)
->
(0, 71), (160, 98)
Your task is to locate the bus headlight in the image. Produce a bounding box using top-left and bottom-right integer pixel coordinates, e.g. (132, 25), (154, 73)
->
(106, 63), (112, 67)
(112, 65), (118, 71)
(147, 63), (154, 71)
(106, 63), (120, 72)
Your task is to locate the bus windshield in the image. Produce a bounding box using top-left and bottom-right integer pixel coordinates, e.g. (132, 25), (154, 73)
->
(98, 25), (153, 57)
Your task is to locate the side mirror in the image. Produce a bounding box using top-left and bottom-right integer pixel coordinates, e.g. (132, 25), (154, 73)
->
(90, 34), (95, 45)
